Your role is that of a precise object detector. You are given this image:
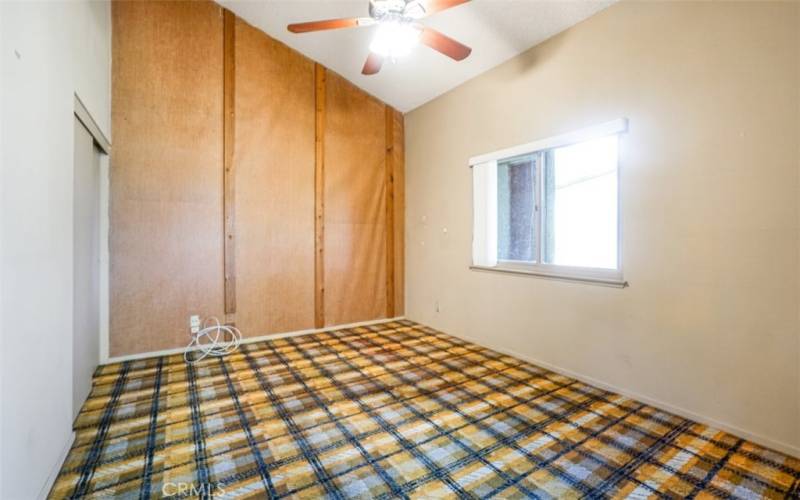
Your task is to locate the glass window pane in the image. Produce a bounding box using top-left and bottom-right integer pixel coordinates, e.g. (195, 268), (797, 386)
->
(497, 155), (536, 262)
(543, 136), (618, 269)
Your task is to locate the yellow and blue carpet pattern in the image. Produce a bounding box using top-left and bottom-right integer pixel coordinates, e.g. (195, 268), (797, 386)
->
(50, 320), (800, 498)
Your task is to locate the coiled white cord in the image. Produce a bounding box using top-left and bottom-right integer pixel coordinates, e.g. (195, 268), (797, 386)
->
(184, 317), (242, 364)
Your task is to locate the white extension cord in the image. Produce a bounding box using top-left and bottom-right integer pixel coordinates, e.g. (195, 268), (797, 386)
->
(184, 316), (242, 364)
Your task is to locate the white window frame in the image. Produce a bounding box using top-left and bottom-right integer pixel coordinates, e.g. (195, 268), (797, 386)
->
(470, 119), (628, 288)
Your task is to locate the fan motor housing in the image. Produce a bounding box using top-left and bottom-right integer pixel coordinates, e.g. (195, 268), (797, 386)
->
(369, 0), (411, 19)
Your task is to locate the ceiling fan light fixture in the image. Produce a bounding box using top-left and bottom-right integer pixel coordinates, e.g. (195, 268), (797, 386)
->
(369, 21), (421, 59)
(287, 0), (472, 75)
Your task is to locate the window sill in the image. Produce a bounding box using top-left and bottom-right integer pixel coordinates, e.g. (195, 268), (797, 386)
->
(470, 265), (628, 288)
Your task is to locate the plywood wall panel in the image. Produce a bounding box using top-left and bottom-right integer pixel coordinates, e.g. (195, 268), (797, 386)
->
(233, 19), (316, 336)
(110, 0), (225, 356)
(110, 3), (405, 356)
(324, 73), (387, 325)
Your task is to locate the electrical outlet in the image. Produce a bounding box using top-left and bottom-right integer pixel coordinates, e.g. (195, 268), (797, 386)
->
(190, 314), (201, 335)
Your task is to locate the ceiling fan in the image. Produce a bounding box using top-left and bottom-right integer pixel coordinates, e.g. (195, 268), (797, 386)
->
(287, 0), (472, 75)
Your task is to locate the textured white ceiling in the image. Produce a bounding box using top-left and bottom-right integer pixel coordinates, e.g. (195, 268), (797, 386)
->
(220, 0), (615, 112)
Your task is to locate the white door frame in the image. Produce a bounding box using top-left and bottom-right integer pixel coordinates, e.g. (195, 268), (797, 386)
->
(73, 93), (111, 365)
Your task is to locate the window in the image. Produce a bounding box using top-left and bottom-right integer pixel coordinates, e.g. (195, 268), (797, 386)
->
(497, 155), (536, 262)
(471, 119), (626, 286)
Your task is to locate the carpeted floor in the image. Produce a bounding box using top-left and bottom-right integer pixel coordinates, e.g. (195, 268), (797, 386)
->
(50, 319), (799, 499)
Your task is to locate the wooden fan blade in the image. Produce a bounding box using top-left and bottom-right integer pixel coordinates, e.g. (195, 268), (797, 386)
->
(420, 27), (471, 61)
(362, 53), (384, 75)
(288, 17), (371, 33)
(418, 0), (470, 16)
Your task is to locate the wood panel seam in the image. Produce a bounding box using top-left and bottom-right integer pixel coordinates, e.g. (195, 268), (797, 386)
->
(315, 64), (326, 328)
(385, 106), (396, 318)
(223, 8), (237, 319)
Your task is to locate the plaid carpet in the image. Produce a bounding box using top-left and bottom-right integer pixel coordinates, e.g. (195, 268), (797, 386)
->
(50, 319), (800, 499)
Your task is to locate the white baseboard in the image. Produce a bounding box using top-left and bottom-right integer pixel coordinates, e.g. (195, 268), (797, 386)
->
(105, 316), (407, 364)
(37, 431), (75, 500)
(444, 328), (800, 459)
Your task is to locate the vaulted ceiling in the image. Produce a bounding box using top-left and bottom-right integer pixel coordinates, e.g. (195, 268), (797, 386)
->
(220, 0), (614, 112)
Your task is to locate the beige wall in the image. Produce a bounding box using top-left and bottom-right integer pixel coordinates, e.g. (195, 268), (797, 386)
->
(405, 1), (799, 455)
